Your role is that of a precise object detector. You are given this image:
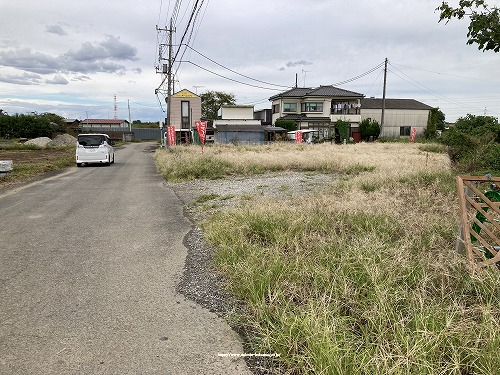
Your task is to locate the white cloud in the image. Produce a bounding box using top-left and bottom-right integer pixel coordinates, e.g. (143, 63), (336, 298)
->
(0, 0), (497, 122)
(46, 75), (69, 85)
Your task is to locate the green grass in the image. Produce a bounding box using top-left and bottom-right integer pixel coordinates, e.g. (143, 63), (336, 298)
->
(418, 143), (448, 154)
(157, 143), (499, 374)
(0, 147), (75, 185)
(198, 174), (500, 374)
(194, 193), (220, 204)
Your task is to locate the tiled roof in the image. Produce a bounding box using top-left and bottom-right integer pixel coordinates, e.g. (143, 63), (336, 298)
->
(307, 86), (364, 98)
(270, 85), (364, 100)
(81, 119), (129, 124)
(278, 114), (331, 122)
(361, 98), (433, 110)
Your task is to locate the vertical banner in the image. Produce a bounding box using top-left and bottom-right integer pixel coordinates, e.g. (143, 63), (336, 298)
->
(295, 131), (303, 144)
(195, 121), (207, 153)
(410, 127), (417, 142)
(167, 126), (176, 146)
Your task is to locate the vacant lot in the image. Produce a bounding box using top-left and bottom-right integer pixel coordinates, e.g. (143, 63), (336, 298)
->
(0, 148), (74, 190)
(157, 142), (500, 375)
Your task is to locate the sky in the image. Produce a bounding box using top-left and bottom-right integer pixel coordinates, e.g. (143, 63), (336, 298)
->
(0, 0), (499, 123)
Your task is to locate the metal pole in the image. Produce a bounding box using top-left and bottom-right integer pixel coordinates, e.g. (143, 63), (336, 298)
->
(381, 58), (388, 135)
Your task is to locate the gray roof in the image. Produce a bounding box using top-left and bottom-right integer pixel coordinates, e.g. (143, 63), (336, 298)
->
(278, 114), (331, 122)
(361, 98), (433, 110)
(270, 85), (364, 100)
(215, 124), (288, 133)
(215, 124), (265, 132)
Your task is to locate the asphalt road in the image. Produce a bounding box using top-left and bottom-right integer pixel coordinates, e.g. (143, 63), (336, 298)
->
(0, 143), (250, 374)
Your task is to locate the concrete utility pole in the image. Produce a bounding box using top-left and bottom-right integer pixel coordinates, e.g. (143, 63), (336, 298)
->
(166, 18), (174, 126)
(381, 57), (388, 135)
(128, 99), (131, 132)
(156, 20), (175, 126)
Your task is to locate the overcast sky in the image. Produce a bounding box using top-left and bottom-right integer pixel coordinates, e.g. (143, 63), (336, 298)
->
(0, 0), (499, 123)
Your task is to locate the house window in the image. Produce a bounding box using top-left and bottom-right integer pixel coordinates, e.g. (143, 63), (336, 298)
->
(283, 103), (297, 112)
(400, 126), (411, 136)
(272, 104), (280, 114)
(301, 102), (323, 112)
(181, 101), (190, 129)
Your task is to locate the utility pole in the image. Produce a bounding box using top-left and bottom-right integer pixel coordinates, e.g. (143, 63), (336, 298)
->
(156, 20), (175, 126)
(127, 99), (131, 132)
(166, 18), (174, 126)
(381, 58), (388, 135)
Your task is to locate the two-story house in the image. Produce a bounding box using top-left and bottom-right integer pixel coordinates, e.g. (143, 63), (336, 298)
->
(169, 89), (202, 144)
(270, 85), (364, 141)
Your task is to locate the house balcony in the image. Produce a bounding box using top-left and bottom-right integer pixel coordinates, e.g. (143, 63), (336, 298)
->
(330, 113), (361, 123)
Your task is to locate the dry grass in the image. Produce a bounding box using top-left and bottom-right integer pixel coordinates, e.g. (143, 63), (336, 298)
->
(155, 142), (450, 182)
(157, 142), (500, 374)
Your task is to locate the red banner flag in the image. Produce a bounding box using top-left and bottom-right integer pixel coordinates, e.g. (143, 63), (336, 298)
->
(410, 127), (417, 142)
(167, 126), (176, 146)
(295, 131), (303, 144)
(195, 121), (207, 153)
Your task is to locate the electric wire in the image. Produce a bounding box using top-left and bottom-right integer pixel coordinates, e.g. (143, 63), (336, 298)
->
(183, 45), (292, 88)
(183, 61), (286, 91)
(172, 0), (201, 64)
(331, 62), (385, 86)
(388, 62), (482, 112)
(391, 61), (500, 85)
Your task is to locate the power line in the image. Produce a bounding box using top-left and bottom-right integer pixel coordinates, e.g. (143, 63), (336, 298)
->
(388, 62), (482, 112)
(390, 61), (500, 85)
(331, 62), (385, 86)
(183, 61), (287, 91)
(184, 45), (292, 89)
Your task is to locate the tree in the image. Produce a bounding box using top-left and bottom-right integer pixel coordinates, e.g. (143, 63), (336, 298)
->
(335, 119), (350, 142)
(275, 119), (297, 132)
(437, 1), (500, 52)
(439, 114), (500, 171)
(425, 108), (446, 139)
(359, 118), (381, 141)
(0, 113), (53, 139)
(200, 91), (236, 120)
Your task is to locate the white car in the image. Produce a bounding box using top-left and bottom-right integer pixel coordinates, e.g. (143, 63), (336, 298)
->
(76, 134), (115, 167)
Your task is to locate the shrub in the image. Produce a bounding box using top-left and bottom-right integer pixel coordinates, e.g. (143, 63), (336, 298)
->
(275, 119), (297, 132)
(360, 118), (381, 141)
(335, 119), (350, 142)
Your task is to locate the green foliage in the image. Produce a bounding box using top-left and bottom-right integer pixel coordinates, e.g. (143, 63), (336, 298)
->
(437, 1), (500, 52)
(425, 108), (446, 139)
(455, 114), (500, 138)
(359, 118), (381, 141)
(335, 119), (350, 142)
(275, 119), (297, 132)
(439, 114), (500, 172)
(0, 113), (54, 139)
(204, 180), (500, 374)
(200, 90), (236, 120)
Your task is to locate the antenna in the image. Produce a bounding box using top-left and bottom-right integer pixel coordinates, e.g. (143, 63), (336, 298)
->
(193, 85), (204, 94)
(302, 69), (310, 87)
(114, 94), (117, 120)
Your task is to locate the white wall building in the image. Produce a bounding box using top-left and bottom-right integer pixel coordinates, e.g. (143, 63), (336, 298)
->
(360, 98), (432, 138)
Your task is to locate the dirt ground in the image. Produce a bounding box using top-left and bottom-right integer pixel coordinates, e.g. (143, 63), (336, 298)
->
(0, 149), (74, 190)
(0, 149), (71, 164)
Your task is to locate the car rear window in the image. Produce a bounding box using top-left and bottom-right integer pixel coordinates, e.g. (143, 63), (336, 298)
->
(78, 135), (106, 146)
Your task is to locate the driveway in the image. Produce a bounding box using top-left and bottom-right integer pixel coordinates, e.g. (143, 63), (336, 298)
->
(0, 142), (250, 374)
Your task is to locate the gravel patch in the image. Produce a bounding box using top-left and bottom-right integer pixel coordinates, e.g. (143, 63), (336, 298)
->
(25, 137), (52, 147)
(172, 172), (335, 374)
(48, 134), (77, 146)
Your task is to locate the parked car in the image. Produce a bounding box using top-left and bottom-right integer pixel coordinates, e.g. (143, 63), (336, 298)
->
(76, 134), (115, 167)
